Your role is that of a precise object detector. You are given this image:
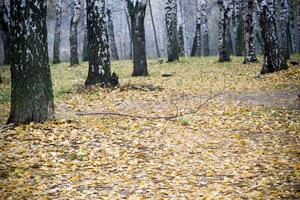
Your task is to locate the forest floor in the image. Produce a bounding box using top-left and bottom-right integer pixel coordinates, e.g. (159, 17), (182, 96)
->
(0, 56), (300, 199)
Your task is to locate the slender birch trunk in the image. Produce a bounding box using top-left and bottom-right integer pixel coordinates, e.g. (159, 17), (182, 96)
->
(53, 0), (62, 64)
(69, 0), (81, 66)
(165, 0), (180, 62)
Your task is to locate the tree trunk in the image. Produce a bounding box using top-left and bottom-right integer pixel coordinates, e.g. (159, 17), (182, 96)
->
(243, 0), (257, 63)
(218, 0), (232, 62)
(177, 0), (184, 56)
(70, 0), (81, 66)
(191, 0), (202, 57)
(8, 0), (54, 124)
(126, 0), (148, 76)
(279, 0), (290, 60)
(178, 0), (188, 56)
(0, 0), (10, 65)
(53, 0), (62, 64)
(107, 8), (119, 61)
(82, 0), (89, 62)
(165, 0), (180, 62)
(258, 0), (287, 74)
(149, 0), (162, 62)
(235, 12), (245, 56)
(85, 0), (118, 86)
(124, 5), (133, 60)
(298, 4), (300, 53)
(201, 0), (210, 56)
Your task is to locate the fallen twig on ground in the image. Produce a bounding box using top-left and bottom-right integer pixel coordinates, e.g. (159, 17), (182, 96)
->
(76, 87), (228, 120)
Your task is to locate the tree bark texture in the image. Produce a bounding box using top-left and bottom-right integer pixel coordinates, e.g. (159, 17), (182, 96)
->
(243, 0), (258, 63)
(70, 0), (81, 66)
(53, 0), (62, 64)
(0, 0), (10, 65)
(85, 0), (118, 86)
(126, 0), (148, 76)
(107, 8), (119, 61)
(165, 0), (180, 62)
(258, 0), (287, 74)
(8, 0), (54, 124)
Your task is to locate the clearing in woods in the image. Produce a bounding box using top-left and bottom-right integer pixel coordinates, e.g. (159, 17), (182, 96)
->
(0, 56), (299, 199)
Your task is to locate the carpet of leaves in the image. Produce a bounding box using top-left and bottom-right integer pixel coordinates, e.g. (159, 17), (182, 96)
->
(0, 56), (300, 199)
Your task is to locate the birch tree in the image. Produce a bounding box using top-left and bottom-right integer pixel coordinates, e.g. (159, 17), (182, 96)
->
(191, 0), (202, 57)
(218, 0), (233, 62)
(107, 8), (119, 61)
(8, 0), (54, 123)
(85, 0), (119, 86)
(0, 0), (10, 65)
(233, 0), (245, 56)
(53, 0), (62, 64)
(125, 0), (149, 76)
(70, 0), (81, 66)
(258, 0), (287, 74)
(149, 0), (161, 61)
(279, 0), (290, 60)
(177, 0), (184, 56)
(243, 0), (258, 63)
(201, 0), (210, 56)
(165, 0), (180, 62)
(82, 0), (89, 61)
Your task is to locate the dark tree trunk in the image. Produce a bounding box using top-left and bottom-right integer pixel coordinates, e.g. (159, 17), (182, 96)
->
(82, 0), (89, 62)
(53, 0), (62, 64)
(191, 24), (201, 57)
(124, 4), (133, 60)
(258, 0), (287, 74)
(85, 0), (118, 86)
(191, 0), (202, 57)
(8, 0), (54, 124)
(201, 0), (209, 56)
(70, 0), (81, 66)
(0, 0), (10, 65)
(218, 0), (232, 62)
(126, 0), (148, 76)
(235, 12), (245, 56)
(165, 0), (180, 62)
(107, 8), (119, 61)
(243, 0), (257, 63)
(178, 25), (185, 56)
(279, 0), (290, 60)
(0, 75), (2, 83)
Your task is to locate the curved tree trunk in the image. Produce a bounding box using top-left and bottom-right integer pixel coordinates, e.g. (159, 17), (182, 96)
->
(107, 8), (119, 61)
(8, 0), (54, 124)
(243, 0), (257, 63)
(85, 0), (118, 86)
(165, 0), (179, 62)
(126, 0), (148, 76)
(218, 0), (232, 62)
(0, 0), (10, 65)
(69, 0), (81, 66)
(279, 0), (290, 60)
(258, 0), (287, 74)
(53, 0), (62, 64)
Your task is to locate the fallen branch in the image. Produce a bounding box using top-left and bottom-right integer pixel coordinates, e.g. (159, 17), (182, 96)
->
(76, 87), (227, 120)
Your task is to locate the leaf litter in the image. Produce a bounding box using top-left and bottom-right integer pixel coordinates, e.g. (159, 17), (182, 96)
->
(0, 56), (299, 199)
